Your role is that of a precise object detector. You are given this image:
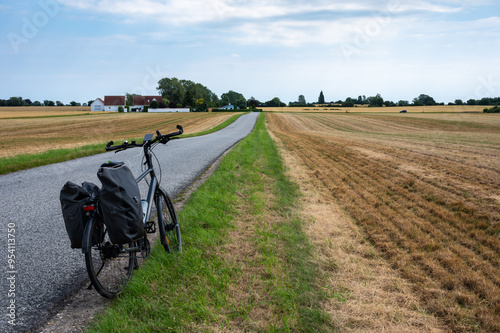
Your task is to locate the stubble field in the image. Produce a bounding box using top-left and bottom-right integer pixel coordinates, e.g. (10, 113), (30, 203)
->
(261, 105), (486, 113)
(267, 111), (500, 332)
(0, 108), (238, 158)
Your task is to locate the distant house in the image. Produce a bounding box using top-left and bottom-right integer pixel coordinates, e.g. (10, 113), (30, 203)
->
(103, 96), (126, 111)
(90, 98), (105, 111)
(219, 104), (235, 110)
(132, 95), (163, 112)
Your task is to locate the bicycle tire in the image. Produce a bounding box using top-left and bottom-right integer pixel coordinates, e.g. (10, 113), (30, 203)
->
(84, 215), (136, 299)
(156, 187), (181, 253)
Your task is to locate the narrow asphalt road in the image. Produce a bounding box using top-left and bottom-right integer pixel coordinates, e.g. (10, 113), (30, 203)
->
(0, 112), (259, 332)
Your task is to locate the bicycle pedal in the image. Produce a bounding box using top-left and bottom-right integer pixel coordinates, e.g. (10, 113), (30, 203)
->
(145, 221), (156, 233)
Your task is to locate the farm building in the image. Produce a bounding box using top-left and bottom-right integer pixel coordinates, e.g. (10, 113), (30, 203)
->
(90, 98), (104, 111)
(219, 104), (235, 110)
(132, 95), (163, 112)
(90, 95), (189, 112)
(103, 96), (126, 111)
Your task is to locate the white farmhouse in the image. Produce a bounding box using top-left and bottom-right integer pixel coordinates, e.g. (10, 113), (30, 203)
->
(90, 98), (105, 111)
(90, 96), (126, 112)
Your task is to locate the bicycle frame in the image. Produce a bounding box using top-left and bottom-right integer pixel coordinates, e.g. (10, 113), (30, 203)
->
(135, 140), (162, 226)
(135, 164), (157, 226)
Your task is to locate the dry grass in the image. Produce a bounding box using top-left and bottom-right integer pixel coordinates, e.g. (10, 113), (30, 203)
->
(0, 111), (238, 158)
(267, 112), (500, 332)
(0, 106), (91, 118)
(261, 105), (486, 113)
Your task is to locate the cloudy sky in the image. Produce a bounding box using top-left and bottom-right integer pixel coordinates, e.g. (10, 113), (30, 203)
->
(1, 0), (499, 105)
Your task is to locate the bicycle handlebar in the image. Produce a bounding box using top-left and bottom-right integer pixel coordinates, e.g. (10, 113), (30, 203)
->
(105, 125), (183, 152)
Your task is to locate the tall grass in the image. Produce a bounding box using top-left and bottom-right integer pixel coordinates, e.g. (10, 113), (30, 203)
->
(86, 114), (332, 332)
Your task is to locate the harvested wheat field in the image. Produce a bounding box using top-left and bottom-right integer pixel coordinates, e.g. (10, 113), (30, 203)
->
(261, 105), (486, 113)
(0, 110), (237, 158)
(0, 106), (91, 118)
(267, 112), (500, 332)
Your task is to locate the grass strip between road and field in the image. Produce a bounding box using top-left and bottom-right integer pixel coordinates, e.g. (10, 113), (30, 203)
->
(0, 114), (244, 175)
(86, 113), (333, 332)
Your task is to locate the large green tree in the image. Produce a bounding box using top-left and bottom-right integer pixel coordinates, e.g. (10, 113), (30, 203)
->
(220, 90), (246, 106)
(157, 77), (218, 107)
(157, 77), (185, 106)
(367, 94), (384, 107)
(413, 94), (437, 106)
(7, 97), (25, 106)
(264, 97), (285, 107)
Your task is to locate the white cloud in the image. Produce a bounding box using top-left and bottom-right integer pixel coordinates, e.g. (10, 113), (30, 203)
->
(57, 0), (464, 24)
(54, 0), (474, 49)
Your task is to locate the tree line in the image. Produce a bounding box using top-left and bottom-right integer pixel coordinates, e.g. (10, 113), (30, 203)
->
(155, 77), (286, 111)
(3, 81), (500, 110)
(290, 92), (500, 108)
(0, 97), (86, 107)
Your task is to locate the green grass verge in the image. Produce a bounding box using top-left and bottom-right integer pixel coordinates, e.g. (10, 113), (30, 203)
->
(86, 113), (333, 332)
(0, 113), (245, 175)
(0, 143), (106, 175)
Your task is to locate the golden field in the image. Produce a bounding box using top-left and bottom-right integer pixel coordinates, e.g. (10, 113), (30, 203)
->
(0, 106), (91, 118)
(0, 109), (237, 158)
(267, 112), (500, 332)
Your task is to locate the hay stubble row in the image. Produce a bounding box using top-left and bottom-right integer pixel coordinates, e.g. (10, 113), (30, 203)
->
(267, 112), (500, 332)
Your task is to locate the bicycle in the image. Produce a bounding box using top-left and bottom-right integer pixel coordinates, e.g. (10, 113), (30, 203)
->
(81, 125), (183, 298)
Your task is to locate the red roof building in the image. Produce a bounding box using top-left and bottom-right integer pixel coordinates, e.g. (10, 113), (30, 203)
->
(133, 95), (162, 106)
(104, 96), (126, 106)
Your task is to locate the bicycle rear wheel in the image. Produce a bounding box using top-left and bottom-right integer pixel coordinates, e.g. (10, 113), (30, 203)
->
(155, 188), (181, 253)
(84, 215), (136, 298)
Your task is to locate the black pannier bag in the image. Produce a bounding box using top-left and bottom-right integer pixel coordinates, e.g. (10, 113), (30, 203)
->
(97, 162), (144, 245)
(60, 181), (100, 249)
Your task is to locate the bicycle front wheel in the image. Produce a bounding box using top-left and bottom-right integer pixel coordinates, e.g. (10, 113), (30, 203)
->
(84, 215), (136, 298)
(155, 188), (181, 253)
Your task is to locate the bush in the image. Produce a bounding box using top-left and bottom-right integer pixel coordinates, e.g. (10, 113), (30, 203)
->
(150, 100), (159, 109)
(118, 106), (124, 113)
(143, 106), (149, 113)
(483, 105), (500, 113)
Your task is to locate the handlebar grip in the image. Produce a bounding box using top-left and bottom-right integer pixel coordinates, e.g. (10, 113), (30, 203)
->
(105, 141), (114, 151)
(176, 125), (183, 134)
